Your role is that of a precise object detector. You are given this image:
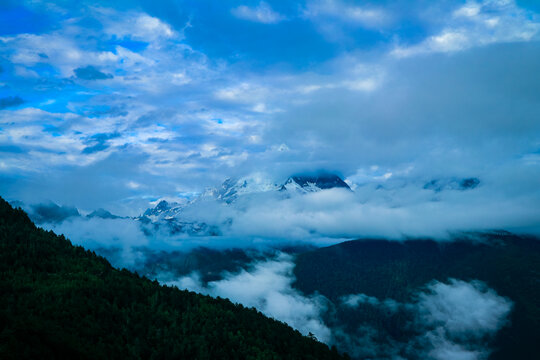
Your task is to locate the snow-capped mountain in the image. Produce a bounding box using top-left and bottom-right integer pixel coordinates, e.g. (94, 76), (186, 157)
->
(143, 200), (183, 219)
(280, 174), (351, 193)
(137, 173), (351, 236)
(145, 173), (350, 217)
(203, 173), (351, 202)
(212, 175), (280, 203)
(21, 172), (352, 237)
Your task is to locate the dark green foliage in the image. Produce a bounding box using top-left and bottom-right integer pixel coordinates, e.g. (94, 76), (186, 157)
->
(0, 198), (346, 360)
(293, 236), (540, 359)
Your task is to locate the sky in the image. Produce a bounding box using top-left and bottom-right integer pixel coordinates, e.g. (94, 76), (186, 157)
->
(1, 0), (540, 222)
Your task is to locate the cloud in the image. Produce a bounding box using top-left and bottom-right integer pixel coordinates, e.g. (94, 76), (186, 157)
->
(392, 0), (540, 57)
(0, 96), (25, 109)
(42, 216), (150, 266)
(199, 177), (539, 238)
(416, 279), (513, 338)
(98, 9), (176, 42)
(301, 0), (391, 43)
(20, 165), (540, 254)
(337, 279), (513, 359)
(164, 253), (332, 342)
(415, 279), (513, 360)
(231, 2), (285, 24)
(74, 65), (113, 80)
(303, 0), (390, 29)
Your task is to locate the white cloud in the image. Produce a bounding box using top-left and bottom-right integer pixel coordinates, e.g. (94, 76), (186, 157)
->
(392, 0), (540, 57)
(416, 279), (513, 360)
(165, 254), (332, 342)
(1, 33), (118, 76)
(417, 279), (513, 337)
(339, 279), (513, 359)
(454, 2), (482, 18)
(303, 0), (389, 29)
(98, 9), (177, 42)
(126, 181), (141, 189)
(342, 77), (379, 92)
(232, 2), (285, 24)
(423, 330), (482, 360)
(215, 82), (268, 103)
(44, 217), (150, 265)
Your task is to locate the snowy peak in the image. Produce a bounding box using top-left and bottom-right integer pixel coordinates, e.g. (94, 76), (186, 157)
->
(135, 172), (351, 236)
(281, 174), (351, 193)
(143, 200), (173, 217)
(142, 199), (185, 221)
(201, 173), (350, 203)
(212, 173), (350, 202)
(214, 176), (280, 203)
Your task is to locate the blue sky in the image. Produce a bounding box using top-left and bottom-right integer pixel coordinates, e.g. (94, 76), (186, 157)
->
(1, 0), (540, 223)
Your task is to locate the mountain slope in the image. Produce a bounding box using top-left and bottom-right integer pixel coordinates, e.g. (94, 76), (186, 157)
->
(0, 197), (346, 360)
(293, 236), (540, 359)
(281, 174), (351, 193)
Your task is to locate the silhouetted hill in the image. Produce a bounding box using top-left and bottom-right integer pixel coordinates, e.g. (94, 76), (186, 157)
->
(0, 197), (347, 360)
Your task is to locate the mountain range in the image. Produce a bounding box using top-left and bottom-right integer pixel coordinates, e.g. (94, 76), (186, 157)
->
(16, 173), (354, 237)
(20, 173), (484, 240)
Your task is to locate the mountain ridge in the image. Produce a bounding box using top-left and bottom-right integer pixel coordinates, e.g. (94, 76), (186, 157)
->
(292, 235), (540, 360)
(0, 196), (347, 360)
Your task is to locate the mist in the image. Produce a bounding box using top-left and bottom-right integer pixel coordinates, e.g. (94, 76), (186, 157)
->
(163, 253), (332, 343)
(158, 252), (512, 360)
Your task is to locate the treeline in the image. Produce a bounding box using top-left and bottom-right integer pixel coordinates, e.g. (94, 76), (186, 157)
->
(0, 197), (347, 360)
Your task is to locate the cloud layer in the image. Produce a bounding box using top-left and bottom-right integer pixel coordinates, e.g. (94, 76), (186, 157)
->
(31, 173), (539, 269)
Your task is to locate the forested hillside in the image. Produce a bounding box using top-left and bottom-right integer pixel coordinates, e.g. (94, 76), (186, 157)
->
(0, 197), (346, 360)
(293, 236), (540, 359)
